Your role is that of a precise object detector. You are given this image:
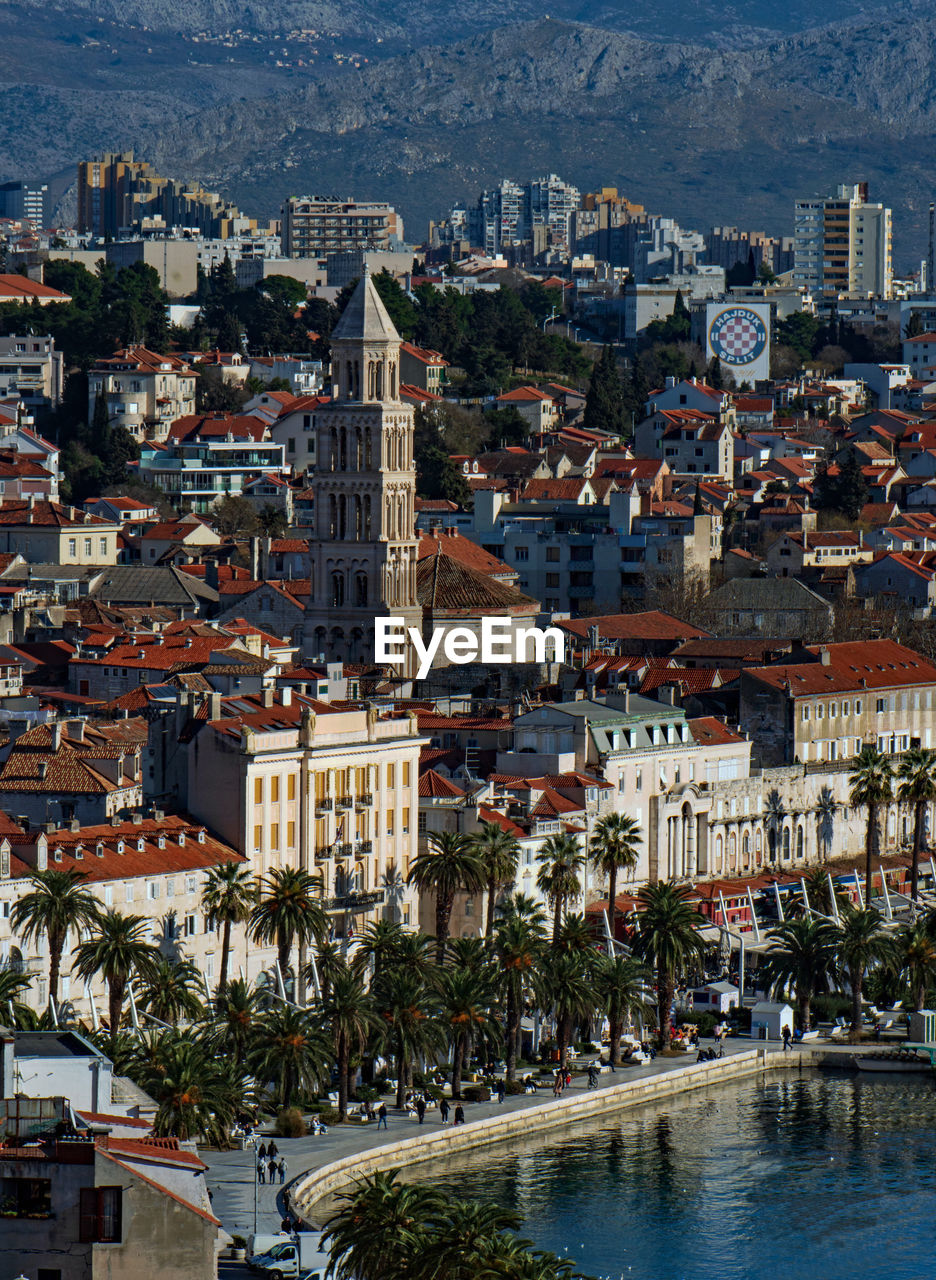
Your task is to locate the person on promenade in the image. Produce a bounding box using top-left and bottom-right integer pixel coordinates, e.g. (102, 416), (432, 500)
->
(439, 1097), (450, 1124)
(416, 1097), (427, 1125)
(587, 1063), (599, 1089)
(268, 1141), (278, 1160)
(258, 1142), (268, 1160)
(268, 1157), (278, 1183)
(782, 1026), (792, 1052)
(257, 1160), (265, 1184)
(496, 1079), (506, 1104)
(377, 1103), (388, 1130)
(278, 1158), (287, 1184)
(453, 1104), (465, 1125)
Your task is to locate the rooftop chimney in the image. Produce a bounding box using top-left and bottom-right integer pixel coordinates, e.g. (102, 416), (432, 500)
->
(262, 688), (274, 708)
(819, 646), (831, 666)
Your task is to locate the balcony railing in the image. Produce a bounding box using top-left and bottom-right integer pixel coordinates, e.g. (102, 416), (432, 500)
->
(357, 839), (373, 854)
(336, 795), (353, 809)
(324, 889), (386, 913)
(315, 798), (333, 812)
(355, 793), (374, 808)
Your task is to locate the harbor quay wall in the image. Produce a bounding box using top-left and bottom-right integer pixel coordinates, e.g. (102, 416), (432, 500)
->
(292, 1048), (827, 1220)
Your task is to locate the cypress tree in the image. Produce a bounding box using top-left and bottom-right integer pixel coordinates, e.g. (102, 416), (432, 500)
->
(583, 345), (626, 436)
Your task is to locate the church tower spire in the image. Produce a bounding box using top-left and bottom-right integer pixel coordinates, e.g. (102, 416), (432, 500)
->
(304, 268), (422, 673)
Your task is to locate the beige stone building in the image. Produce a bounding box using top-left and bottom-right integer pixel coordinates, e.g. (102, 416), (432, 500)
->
(87, 347), (197, 442)
(154, 689), (426, 939)
(0, 500), (120, 566)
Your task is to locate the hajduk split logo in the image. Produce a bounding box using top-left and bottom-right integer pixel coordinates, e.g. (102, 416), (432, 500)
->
(376, 616), (566, 680)
(707, 306), (768, 367)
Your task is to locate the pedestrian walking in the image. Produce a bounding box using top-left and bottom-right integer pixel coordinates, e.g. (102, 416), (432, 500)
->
(496, 1078), (506, 1104)
(377, 1103), (388, 1130)
(416, 1097), (426, 1125)
(782, 1025), (792, 1052)
(268, 1141), (278, 1160)
(268, 1158), (277, 1183)
(258, 1142), (268, 1160)
(453, 1104), (465, 1125)
(439, 1098), (450, 1124)
(257, 1160), (265, 1185)
(278, 1158), (287, 1185)
(587, 1063), (599, 1089)
(565, 1070), (572, 1089)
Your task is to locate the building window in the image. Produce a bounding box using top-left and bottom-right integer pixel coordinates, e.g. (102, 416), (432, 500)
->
(855, 699), (863, 715)
(68, 537), (76, 556)
(876, 697), (888, 714)
(287, 774), (296, 801)
(184, 913), (197, 937)
(2, 1176), (52, 1218)
(125, 883), (133, 903)
(99, 538), (107, 555)
(546, 546), (560, 562)
(79, 1186), (122, 1243)
(253, 824), (262, 850)
(84, 538), (92, 556)
(802, 706), (810, 722)
(271, 776), (280, 803)
(254, 777), (263, 804)
(816, 704), (824, 720)
(514, 546), (529, 561)
(418, 813), (427, 832)
(387, 763), (395, 789)
(147, 881), (158, 900)
(271, 823), (280, 849)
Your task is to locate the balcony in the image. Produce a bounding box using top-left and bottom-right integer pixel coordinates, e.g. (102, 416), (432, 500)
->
(355, 793), (374, 808)
(336, 795), (353, 809)
(315, 798), (333, 813)
(357, 839), (373, 854)
(336, 842), (353, 858)
(324, 889), (387, 913)
(314, 846), (333, 860)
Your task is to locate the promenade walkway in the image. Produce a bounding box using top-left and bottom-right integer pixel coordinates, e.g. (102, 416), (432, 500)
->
(205, 1038), (793, 1241)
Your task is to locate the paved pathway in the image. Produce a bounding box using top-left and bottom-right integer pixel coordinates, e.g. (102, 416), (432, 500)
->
(204, 1038), (791, 1241)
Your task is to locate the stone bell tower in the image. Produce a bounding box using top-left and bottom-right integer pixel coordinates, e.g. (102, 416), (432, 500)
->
(304, 268), (422, 673)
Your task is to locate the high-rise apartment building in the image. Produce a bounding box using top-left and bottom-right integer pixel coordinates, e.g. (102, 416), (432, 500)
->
(793, 183), (893, 300)
(281, 197), (404, 259)
(77, 151), (260, 239)
(442, 175), (581, 257)
(0, 181), (49, 227)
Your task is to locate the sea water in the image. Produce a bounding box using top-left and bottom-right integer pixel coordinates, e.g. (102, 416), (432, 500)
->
(424, 1075), (936, 1280)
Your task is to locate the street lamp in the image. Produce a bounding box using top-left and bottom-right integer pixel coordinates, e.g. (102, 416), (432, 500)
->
(541, 310), (559, 331)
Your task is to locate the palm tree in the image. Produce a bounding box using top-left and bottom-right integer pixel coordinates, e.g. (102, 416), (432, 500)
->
(71, 911), (162, 1051)
(471, 821), (520, 937)
(593, 954), (651, 1067)
(249, 1005), (331, 1110)
(898, 914), (936, 1010)
(496, 892), (548, 928)
(407, 832), (487, 964)
(418, 1199), (522, 1280)
(897, 746), (936, 903)
(814, 786), (838, 865)
(554, 912), (594, 955)
(320, 968), (381, 1119)
(764, 789), (786, 864)
(250, 867), (328, 980)
(138, 957), (205, 1026)
(437, 967), (500, 1100)
(0, 967), (33, 1025)
(11, 868), (99, 1007)
(849, 745), (894, 907)
(133, 1032), (241, 1144)
(200, 862), (255, 995)
(535, 833), (585, 945)
(306, 939), (346, 1004)
(209, 977), (261, 1072)
(630, 880), (706, 1047)
(835, 906), (893, 1033)
(322, 1171), (449, 1280)
(375, 969), (445, 1109)
(759, 916), (838, 1031)
(545, 951), (598, 1066)
(350, 919), (409, 985)
(493, 913), (546, 1081)
(592, 812), (641, 939)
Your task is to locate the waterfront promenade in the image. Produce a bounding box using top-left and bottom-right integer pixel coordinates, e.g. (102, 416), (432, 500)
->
(205, 1038), (816, 1241)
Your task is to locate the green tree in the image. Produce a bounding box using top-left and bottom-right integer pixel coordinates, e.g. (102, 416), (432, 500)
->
(249, 867), (329, 979)
(437, 966), (500, 1099)
(211, 493), (261, 539)
(493, 911), (546, 1081)
(759, 916), (838, 1030)
(134, 1033), (241, 1144)
(835, 906), (892, 1033)
(545, 951), (597, 1065)
(322, 1171), (448, 1280)
(898, 914), (936, 1010)
(407, 832), (487, 964)
(257, 504), (288, 538)
(320, 968), (381, 1119)
(11, 868), (99, 1007)
(101, 424), (140, 489)
(208, 977), (261, 1072)
(583, 344), (626, 436)
(849, 746), (894, 909)
(897, 747), (936, 903)
(375, 968), (445, 1108)
(471, 821), (520, 937)
(138, 957), (205, 1026)
(414, 406), (473, 505)
(0, 967), (34, 1025)
(591, 812), (641, 940)
(904, 310), (925, 339)
(200, 862), (255, 995)
(630, 880), (706, 1046)
(71, 911), (162, 1052)
(249, 1005), (331, 1110)
(594, 954), (650, 1066)
(535, 833), (585, 945)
